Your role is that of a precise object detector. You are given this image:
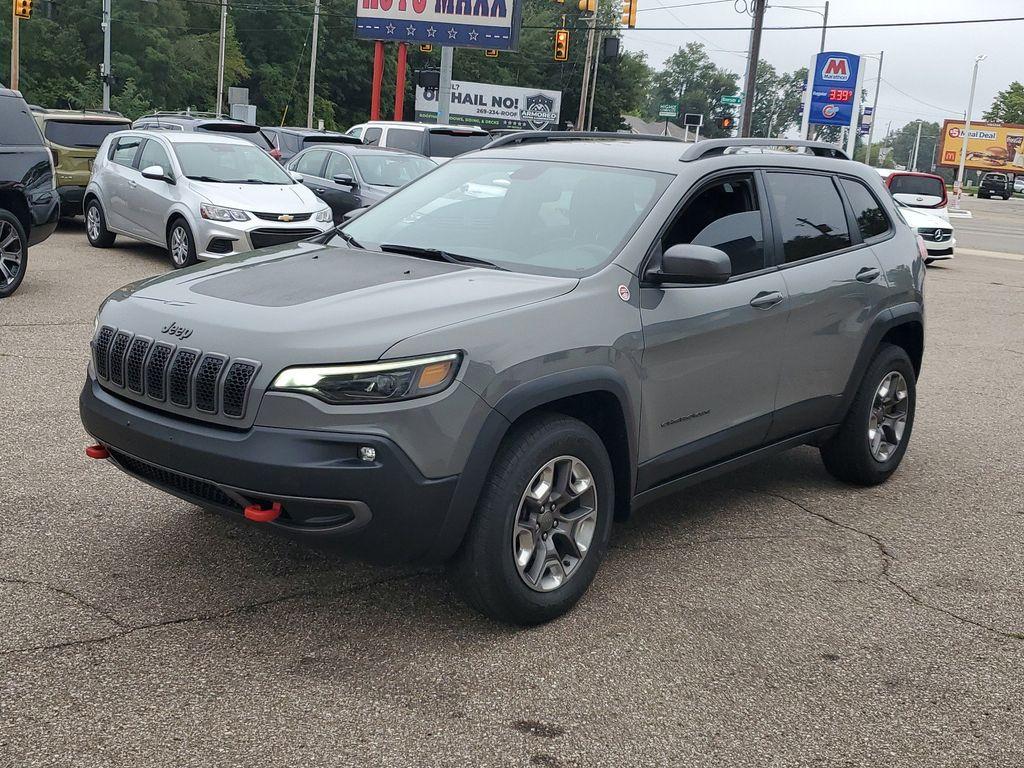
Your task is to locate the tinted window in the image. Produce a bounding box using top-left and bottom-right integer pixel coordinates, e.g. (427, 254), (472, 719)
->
(294, 149), (327, 177)
(325, 151), (355, 179)
(0, 97), (43, 145)
(663, 175), (765, 276)
(354, 153), (435, 187)
(111, 136), (142, 167)
(767, 173), (851, 263)
(841, 179), (890, 240)
(984, 173), (1007, 182)
(198, 124), (274, 152)
(426, 130), (492, 158)
(43, 120), (129, 148)
(363, 127), (382, 146)
(385, 128), (424, 153)
(346, 127), (363, 138)
(137, 139), (172, 174)
(888, 174), (945, 198)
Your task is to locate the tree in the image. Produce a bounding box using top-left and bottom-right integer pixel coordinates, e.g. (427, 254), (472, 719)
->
(648, 42), (740, 138)
(883, 121), (940, 170)
(748, 62), (806, 138)
(984, 81), (1024, 124)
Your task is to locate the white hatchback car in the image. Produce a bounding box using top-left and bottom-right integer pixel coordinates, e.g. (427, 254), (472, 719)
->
(84, 131), (333, 267)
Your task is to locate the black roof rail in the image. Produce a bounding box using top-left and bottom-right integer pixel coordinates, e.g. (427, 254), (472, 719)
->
(483, 130), (683, 149)
(680, 138), (850, 162)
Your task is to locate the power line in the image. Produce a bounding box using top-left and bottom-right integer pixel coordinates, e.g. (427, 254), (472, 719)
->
(638, 0), (735, 11)
(880, 77), (959, 115)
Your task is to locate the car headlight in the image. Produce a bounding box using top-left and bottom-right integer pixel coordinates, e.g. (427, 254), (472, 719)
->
(315, 207), (333, 223)
(200, 203), (250, 222)
(271, 352), (462, 404)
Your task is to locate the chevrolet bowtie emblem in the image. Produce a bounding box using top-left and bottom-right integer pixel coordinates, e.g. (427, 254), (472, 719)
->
(278, 214), (294, 222)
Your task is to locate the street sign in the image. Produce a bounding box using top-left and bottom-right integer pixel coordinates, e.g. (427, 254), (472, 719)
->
(721, 95), (742, 106)
(658, 103), (678, 118)
(683, 113), (703, 127)
(355, 0), (522, 52)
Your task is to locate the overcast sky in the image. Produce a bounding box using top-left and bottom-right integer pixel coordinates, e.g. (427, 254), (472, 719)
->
(621, 0), (1021, 135)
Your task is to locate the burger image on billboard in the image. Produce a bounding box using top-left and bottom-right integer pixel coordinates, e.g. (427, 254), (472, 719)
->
(940, 119), (1024, 171)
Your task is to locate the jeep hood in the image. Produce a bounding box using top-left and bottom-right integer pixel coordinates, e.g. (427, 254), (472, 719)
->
(98, 241), (578, 365)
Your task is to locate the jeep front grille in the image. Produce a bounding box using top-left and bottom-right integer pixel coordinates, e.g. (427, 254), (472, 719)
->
(92, 326), (260, 420)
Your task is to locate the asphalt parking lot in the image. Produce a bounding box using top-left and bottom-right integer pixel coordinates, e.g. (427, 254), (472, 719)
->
(2, 197), (1023, 767)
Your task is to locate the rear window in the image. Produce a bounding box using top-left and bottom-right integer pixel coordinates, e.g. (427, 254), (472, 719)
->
(984, 173), (1008, 182)
(197, 123), (274, 151)
(425, 130), (491, 158)
(385, 128), (425, 153)
(43, 120), (129, 148)
(766, 172), (852, 263)
(0, 97), (43, 146)
(888, 174), (945, 198)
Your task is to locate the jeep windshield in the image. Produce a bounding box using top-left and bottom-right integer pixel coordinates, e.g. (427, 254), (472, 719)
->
(337, 158), (671, 276)
(174, 141), (293, 184)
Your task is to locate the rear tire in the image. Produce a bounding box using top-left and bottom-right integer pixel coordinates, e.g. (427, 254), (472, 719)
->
(168, 218), (198, 269)
(0, 209), (28, 299)
(820, 343), (916, 486)
(451, 414), (615, 625)
(85, 199), (116, 247)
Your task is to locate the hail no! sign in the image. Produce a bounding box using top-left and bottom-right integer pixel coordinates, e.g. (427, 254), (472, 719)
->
(355, 0), (523, 52)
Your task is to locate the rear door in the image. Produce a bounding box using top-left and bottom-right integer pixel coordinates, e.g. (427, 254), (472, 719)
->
(103, 135), (144, 233)
(638, 172), (789, 488)
(132, 138), (176, 242)
(765, 171), (892, 441)
(319, 150), (363, 220)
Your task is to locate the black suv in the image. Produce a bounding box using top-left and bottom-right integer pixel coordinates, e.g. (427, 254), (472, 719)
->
(978, 172), (1012, 200)
(0, 87), (59, 298)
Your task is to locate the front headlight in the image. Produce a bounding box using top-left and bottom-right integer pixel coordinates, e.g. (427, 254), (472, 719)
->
(200, 203), (250, 222)
(315, 207), (333, 223)
(271, 352), (462, 404)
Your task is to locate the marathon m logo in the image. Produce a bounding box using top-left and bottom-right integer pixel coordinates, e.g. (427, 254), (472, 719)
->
(821, 56), (851, 81)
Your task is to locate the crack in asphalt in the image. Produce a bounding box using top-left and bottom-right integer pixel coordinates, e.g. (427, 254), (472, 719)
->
(743, 488), (1024, 642)
(0, 570), (433, 657)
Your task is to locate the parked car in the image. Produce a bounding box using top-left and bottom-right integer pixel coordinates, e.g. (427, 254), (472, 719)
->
(31, 107), (131, 218)
(877, 169), (949, 220)
(978, 171), (1012, 200)
(132, 112), (282, 162)
(1014, 177), (1024, 194)
(261, 126), (362, 163)
(288, 144), (435, 222)
(80, 135), (925, 624)
(84, 131), (333, 267)
(894, 200), (954, 264)
(0, 88), (60, 298)
(345, 121), (492, 161)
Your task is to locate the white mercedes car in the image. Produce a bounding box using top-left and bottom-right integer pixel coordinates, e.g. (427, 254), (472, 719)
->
(895, 200), (955, 264)
(84, 131), (333, 267)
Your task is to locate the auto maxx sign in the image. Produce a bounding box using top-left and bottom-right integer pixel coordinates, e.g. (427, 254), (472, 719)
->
(416, 80), (561, 130)
(355, 0), (522, 51)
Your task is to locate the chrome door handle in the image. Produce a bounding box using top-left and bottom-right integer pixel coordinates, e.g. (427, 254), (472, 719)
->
(314, 188), (325, 193)
(856, 266), (881, 283)
(749, 290), (784, 309)
(127, 180), (137, 188)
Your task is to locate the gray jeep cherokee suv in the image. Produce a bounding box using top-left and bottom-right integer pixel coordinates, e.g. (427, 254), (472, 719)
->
(80, 135), (925, 625)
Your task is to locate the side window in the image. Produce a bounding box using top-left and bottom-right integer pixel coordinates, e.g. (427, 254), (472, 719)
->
(110, 136), (142, 167)
(346, 126), (363, 139)
(384, 128), (424, 153)
(293, 149), (327, 177)
(137, 139), (172, 175)
(840, 178), (890, 241)
(662, 175), (766, 277)
(325, 152), (355, 180)
(363, 126), (382, 146)
(766, 172), (851, 263)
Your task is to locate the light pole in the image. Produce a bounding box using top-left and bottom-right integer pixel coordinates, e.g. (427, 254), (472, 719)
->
(306, 0), (320, 128)
(776, 3), (829, 139)
(863, 51), (883, 165)
(957, 54), (986, 194)
(215, 0), (227, 117)
(911, 120), (923, 171)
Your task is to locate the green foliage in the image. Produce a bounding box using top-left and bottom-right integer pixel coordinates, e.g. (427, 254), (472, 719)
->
(648, 42), (739, 138)
(983, 81), (1024, 125)
(883, 121), (940, 170)
(747, 62), (805, 138)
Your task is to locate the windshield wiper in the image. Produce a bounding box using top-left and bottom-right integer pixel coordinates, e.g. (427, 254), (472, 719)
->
(186, 175), (226, 183)
(379, 243), (506, 270)
(336, 230), (365, 249)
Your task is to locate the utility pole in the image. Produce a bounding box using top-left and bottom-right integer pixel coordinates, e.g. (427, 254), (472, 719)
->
(306, 0), (320, 128)
(957, 55), (986, 193)
(586, 35), (601, 130)
(10, 4), (19, 91)
(215, 0), (227, 117)
(576, 0), (599, 130)
(865, 50), (883, 165)
(819, 0), (829, 53)
(437, 46), (454, 123)
(100, 0), (112, 108)
(740, 0), (766, 138)
(911, 121), (922, 171)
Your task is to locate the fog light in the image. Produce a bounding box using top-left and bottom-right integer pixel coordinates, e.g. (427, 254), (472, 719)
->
(359, 446), (376, 462)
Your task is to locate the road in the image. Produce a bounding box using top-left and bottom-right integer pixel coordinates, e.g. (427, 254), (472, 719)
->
(1, 198), (1022, 767)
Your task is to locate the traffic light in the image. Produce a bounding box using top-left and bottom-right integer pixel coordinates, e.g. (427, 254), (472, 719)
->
(554, 29), (570, 62)
(621, 0), (637, 28)
(419, 44), (433, 53)
(485, 49), (499, 58)
(717, 116), (735, 131)
(14, 0), (32, 19)
(577, 0), (595, 12)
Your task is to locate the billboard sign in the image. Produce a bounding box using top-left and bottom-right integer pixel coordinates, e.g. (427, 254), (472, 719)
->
(807, 51), (862, 127)
(938, 119), (1024, 171)
(355, 0), (522, 52)
(415, 80), (561, 129)
(658, 103), (679, 118)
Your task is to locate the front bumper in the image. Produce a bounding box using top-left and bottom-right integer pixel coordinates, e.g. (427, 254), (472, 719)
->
(80, 378), (459, 563)
(193, 216), (332, 261)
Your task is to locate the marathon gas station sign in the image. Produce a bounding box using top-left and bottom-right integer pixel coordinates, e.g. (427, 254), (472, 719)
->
(355, 0), (522, 51)
(806, 52), (862, 127)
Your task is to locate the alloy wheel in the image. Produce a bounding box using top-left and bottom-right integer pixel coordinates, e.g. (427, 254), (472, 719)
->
(86, 206), (101, 242)
(170, 226), (189, 266)
(868, 371), (909, 462)
(0, 220), (23, 289)
(511, 455), (598, 593)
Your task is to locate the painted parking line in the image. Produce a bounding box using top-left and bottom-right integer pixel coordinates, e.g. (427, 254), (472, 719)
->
(954, 248), (1024, 262)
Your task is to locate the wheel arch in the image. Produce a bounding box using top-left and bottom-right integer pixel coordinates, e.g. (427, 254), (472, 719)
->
(0, 190), (31, 236)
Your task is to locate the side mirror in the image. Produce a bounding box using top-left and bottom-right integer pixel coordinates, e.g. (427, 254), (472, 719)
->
(290, 171), (304, 183)
(141, 165), (173, 184)
(333, 173), (356, 188)
(341, 206), (369, 223)
(649, 243), (732, 285)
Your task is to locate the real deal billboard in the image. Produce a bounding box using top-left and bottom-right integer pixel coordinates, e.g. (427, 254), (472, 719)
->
(415, 80), (561, 130)
(938, 119), (1024, 171)
(355, 0), (521, 52)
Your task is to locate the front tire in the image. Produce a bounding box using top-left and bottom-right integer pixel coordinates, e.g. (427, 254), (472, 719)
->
(85, 199), (116, 247)
(451, 414), (615, 625)
(168, 219), (198, 269)
(0, 210), (28, 298)
(820, 343), (916, 486)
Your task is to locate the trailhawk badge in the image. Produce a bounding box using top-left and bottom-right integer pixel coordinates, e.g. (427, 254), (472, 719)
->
(522, 93), (556, 130)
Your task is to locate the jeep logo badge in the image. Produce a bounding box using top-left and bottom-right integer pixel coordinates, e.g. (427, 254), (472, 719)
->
(161, 321), (193, 340)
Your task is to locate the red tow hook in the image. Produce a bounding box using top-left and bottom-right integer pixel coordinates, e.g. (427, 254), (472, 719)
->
(244, 502), (282, 523)
(85, 444), (110, 459)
